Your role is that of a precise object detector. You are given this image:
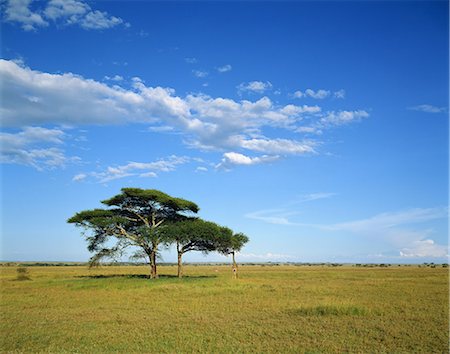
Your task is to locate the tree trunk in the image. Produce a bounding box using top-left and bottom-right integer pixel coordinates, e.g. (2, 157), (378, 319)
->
(231, 251), (238, 279)
(177, 242), (183, 278)
(150, 250), (158, 279)
(177, 252), (183, 278)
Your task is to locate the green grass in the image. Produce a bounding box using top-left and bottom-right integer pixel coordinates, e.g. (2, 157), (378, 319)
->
(0, 265), (448, 353)
(291, 304), (368, 316)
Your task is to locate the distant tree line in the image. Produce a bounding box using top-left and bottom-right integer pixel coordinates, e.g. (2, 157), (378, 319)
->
(68, 188), (248, 279)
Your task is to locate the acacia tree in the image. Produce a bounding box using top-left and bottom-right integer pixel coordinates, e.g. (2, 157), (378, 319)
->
(160, 219), (223, 278)
(67, 188), (199, 279)
(217, 230), (249, 278)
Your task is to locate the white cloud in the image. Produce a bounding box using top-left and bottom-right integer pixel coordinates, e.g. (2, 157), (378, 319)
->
(280, 104), (321, 115)
(408, 104), (447, 113)
(86, 155), (190, 183)
(245, 209), (299, 225)
(246, 193), (335, 225)
(328, 208), (447, 233)
(1, 60), (369, 164)
(72, 173), (87, 181)
(0, 127), (76, 169)
(0, 59), (176, 126)
(296, 126), (321, 134)
(400, 239), (448, 258)
(239, 138), (316, 155)
(237, 252), (293, 260)
(2, 0), (126, 31)
(297, 193), (336, 203)
(217, 64), (232, 73)
(334, 89), (346, 99)
(246, 205), (447, 259)
(139, 171), (157, 178)
(237, 81), (272, 94)
(147, 126), (174, 133)
(294, 89), (330, 99)
(184, 57), (197, 64)
(320, 110), (369, 126)
(195, 166), (208, 172)
(1, 126), (65, 146)
(305, 89), (330, 99)
(325, 207), (448, 259)
(3, 0), (48, 31)
(137, 29), (149, 37)
(192, 70), (208, 78)
(216, 152), (279, 170)
(295, 109), (369, 134)
(104, 75), (123, 82)
(79, 10), (124, 30)
(44, 0), (89, 21)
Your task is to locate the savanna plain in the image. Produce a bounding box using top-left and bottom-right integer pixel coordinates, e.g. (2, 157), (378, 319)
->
(1, 264), (448, 353)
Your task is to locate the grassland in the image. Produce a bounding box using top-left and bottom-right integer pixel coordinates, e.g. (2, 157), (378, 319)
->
(1, 264), (448, 353)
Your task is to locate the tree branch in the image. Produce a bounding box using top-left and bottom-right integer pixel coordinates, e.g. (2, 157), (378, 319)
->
(155, 219), (164, 228)
(117, 224), (142, 247)
(129, 210), (150, 228)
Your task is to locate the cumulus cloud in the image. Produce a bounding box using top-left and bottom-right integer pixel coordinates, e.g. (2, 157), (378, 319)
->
(44, 0), (89, 21)
(104, 75), (124, 82)
(79, 155), (190, 183)
(400, 239), (448, 258)
(72, 173), (87, 181)
(237, 81), (272, 94)
(1, 60), (369, 166)
(296, 110), (369, 134)
(78, 10), (124, 30)
(280, 104), (321, 115)
(216, 152), (279, 170)
(2, 0), (127, 31)
(192, 70), (208, 78)
(320, 110), (369, 126)
(294, 89), (330, 99)
(334, 89), (346, 99)
(217, 64), (232, 73)
(0, 59), (183, 126)
(0, 126), (76, 169)
(239, 138), (316, 155)
(408, 104), (447, 113)
(147, 126), (175, 133)
(3, 0), (48, 31)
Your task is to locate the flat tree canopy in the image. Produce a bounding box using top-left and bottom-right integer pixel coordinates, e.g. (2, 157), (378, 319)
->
(68, 188), (199, 278)
(160, 218), (225, 277)
(217, 231), (249, 278)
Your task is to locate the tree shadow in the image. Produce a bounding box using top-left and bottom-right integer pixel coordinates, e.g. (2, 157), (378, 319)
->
(75, 274), (217, 280)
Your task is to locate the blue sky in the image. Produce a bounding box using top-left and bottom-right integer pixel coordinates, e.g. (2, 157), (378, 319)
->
(0, 0), (448, 263)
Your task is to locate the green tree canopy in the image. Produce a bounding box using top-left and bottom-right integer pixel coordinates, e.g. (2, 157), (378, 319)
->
(217, 231), (249, 278)
(68, 188), (199, 278)
(160, 218), (224, 277)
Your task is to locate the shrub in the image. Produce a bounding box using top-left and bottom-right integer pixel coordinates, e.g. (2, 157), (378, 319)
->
(16, 267), (31, 281)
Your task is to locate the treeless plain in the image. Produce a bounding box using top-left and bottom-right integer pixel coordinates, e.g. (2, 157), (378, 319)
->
(1, 264), (448, 353)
